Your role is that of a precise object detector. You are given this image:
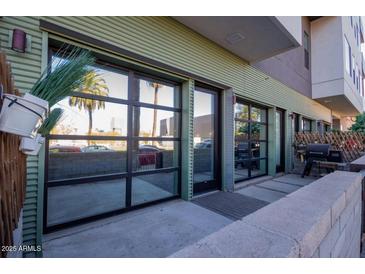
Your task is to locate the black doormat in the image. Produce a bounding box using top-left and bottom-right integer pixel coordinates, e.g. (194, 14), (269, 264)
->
(192, 191), (269, 221)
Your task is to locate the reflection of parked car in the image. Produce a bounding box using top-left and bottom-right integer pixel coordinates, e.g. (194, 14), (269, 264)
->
(138, 145), (163, 169)
(195, 139), (212, 149)
(138, 144), (164, 153)
(49, 145), (81, 153)
(81, 145), (113, 152)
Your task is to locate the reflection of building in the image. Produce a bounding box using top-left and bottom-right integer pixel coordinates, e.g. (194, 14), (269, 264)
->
(159, 117), (174, 137)
(193, 115), (213, 140)
(110, 117), (123, 132)
(160, 115), (213, 140)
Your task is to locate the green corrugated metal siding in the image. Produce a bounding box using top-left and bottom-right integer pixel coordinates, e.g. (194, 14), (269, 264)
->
(0, 17), (42, 257)
(181, 79), (194, 200)
(0, 17), (42, 93)
(41, 16), (331, 122)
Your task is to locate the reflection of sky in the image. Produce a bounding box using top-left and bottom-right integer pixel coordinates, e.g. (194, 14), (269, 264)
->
(52, 55), (214, 136)
(54, 98), (128, 135)
(52, 64), (177, 136)
(194, 90), (213, 117)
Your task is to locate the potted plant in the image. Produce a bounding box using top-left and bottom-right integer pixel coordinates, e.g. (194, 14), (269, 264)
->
(0, 47), (94, 138)
(20, 108), (63, 155)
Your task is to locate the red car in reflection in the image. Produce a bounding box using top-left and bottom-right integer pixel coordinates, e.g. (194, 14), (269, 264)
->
(49, 145), (81, 153)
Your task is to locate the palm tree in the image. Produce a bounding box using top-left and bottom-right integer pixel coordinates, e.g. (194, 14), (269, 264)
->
(148, 82), (163, 138)
(69, 71), (109, 142)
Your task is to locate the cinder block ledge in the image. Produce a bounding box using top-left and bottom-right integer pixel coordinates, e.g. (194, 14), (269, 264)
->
(350, 154), (365, 172)
(170, 171), (363, 258)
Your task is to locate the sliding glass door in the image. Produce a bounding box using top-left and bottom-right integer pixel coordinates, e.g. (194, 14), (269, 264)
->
(234, 100), (268, 182)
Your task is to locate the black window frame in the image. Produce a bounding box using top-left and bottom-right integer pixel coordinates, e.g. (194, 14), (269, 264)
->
(44, 45), (182, 233)
(324, 122), (331, 132)
(234, 99), (269, 182)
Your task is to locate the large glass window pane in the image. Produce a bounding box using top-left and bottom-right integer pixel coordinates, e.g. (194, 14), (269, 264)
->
(133, 107), (179, 137)
(132, 141), (179, 171)
(132, 171), (178, 206)
(48, 139), (127, 181)
(52, 56), (128, 100)
(251, 123), (267, 140)
(193, 90), (215, 183)
(47, 178), (126, 226)
(235, 140), (249, 181)
(251, 159), (267, 177)
(235, 102), (249, 120)
(89, 66), (128, 100)
(138, 78), (180, 108)
(251, 141), (267, 159)
(251, 107), (267, 123)
(52, 97), (127, 136)
(235, 121), (249, 140)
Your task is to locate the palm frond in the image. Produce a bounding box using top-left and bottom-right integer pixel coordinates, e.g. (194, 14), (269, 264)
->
(37, 108), (64, 136)
(30, 46), (95, 107)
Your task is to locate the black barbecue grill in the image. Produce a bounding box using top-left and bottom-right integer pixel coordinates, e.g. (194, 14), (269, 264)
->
(301, 144), (343, 177)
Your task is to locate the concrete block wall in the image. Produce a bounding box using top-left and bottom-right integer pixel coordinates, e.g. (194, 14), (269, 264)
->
(171, 171), (363, 258)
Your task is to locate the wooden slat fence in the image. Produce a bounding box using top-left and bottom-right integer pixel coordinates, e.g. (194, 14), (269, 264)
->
(294, 131), (365, 162)
(0, 51), (27, 258)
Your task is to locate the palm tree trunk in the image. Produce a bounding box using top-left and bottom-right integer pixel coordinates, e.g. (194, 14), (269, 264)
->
(151, 86), (158, 145)
(87, 106), (93, 145)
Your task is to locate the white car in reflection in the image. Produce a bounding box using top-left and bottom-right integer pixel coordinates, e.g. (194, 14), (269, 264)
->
(81, 145), (114, 152)
(194, 139), (212, 149)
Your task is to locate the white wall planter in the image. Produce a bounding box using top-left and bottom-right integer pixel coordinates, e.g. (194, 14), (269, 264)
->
(0, 93), (48, 138)
(20, 134), (45, 155)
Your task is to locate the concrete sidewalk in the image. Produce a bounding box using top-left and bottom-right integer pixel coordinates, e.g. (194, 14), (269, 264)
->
(43, 174), (316, 257)
(236, 174), (316, 203)
(43, 200), (232, 258)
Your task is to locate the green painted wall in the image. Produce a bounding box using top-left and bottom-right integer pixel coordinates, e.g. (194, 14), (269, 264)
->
(0, 17), (43, 257)
(0, 16), (333, 257)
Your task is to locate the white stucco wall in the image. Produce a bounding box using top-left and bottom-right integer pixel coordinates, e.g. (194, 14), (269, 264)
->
(311, 16), (364, 115)
(275, 16), (302, 46)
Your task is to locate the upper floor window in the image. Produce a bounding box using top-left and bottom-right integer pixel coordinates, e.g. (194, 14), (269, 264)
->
(303, 31), (310, 70)
(356, 67), (361, 93)
(355, 64), (359, 90)
(352, 55), (356, 84)
(344, 36), (351, 75)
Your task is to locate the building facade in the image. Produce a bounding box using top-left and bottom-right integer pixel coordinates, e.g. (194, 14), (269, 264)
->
(0, 16), (363, 257)
(311, 16), (364, 130)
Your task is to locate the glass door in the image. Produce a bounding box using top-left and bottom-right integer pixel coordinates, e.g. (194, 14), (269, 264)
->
(276, 109), (285, 172)
(193, 87), (220, 193)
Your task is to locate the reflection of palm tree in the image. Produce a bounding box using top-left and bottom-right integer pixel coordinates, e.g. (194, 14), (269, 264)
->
(148, 82), (163, 141)
(69, 71), (109, 143)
